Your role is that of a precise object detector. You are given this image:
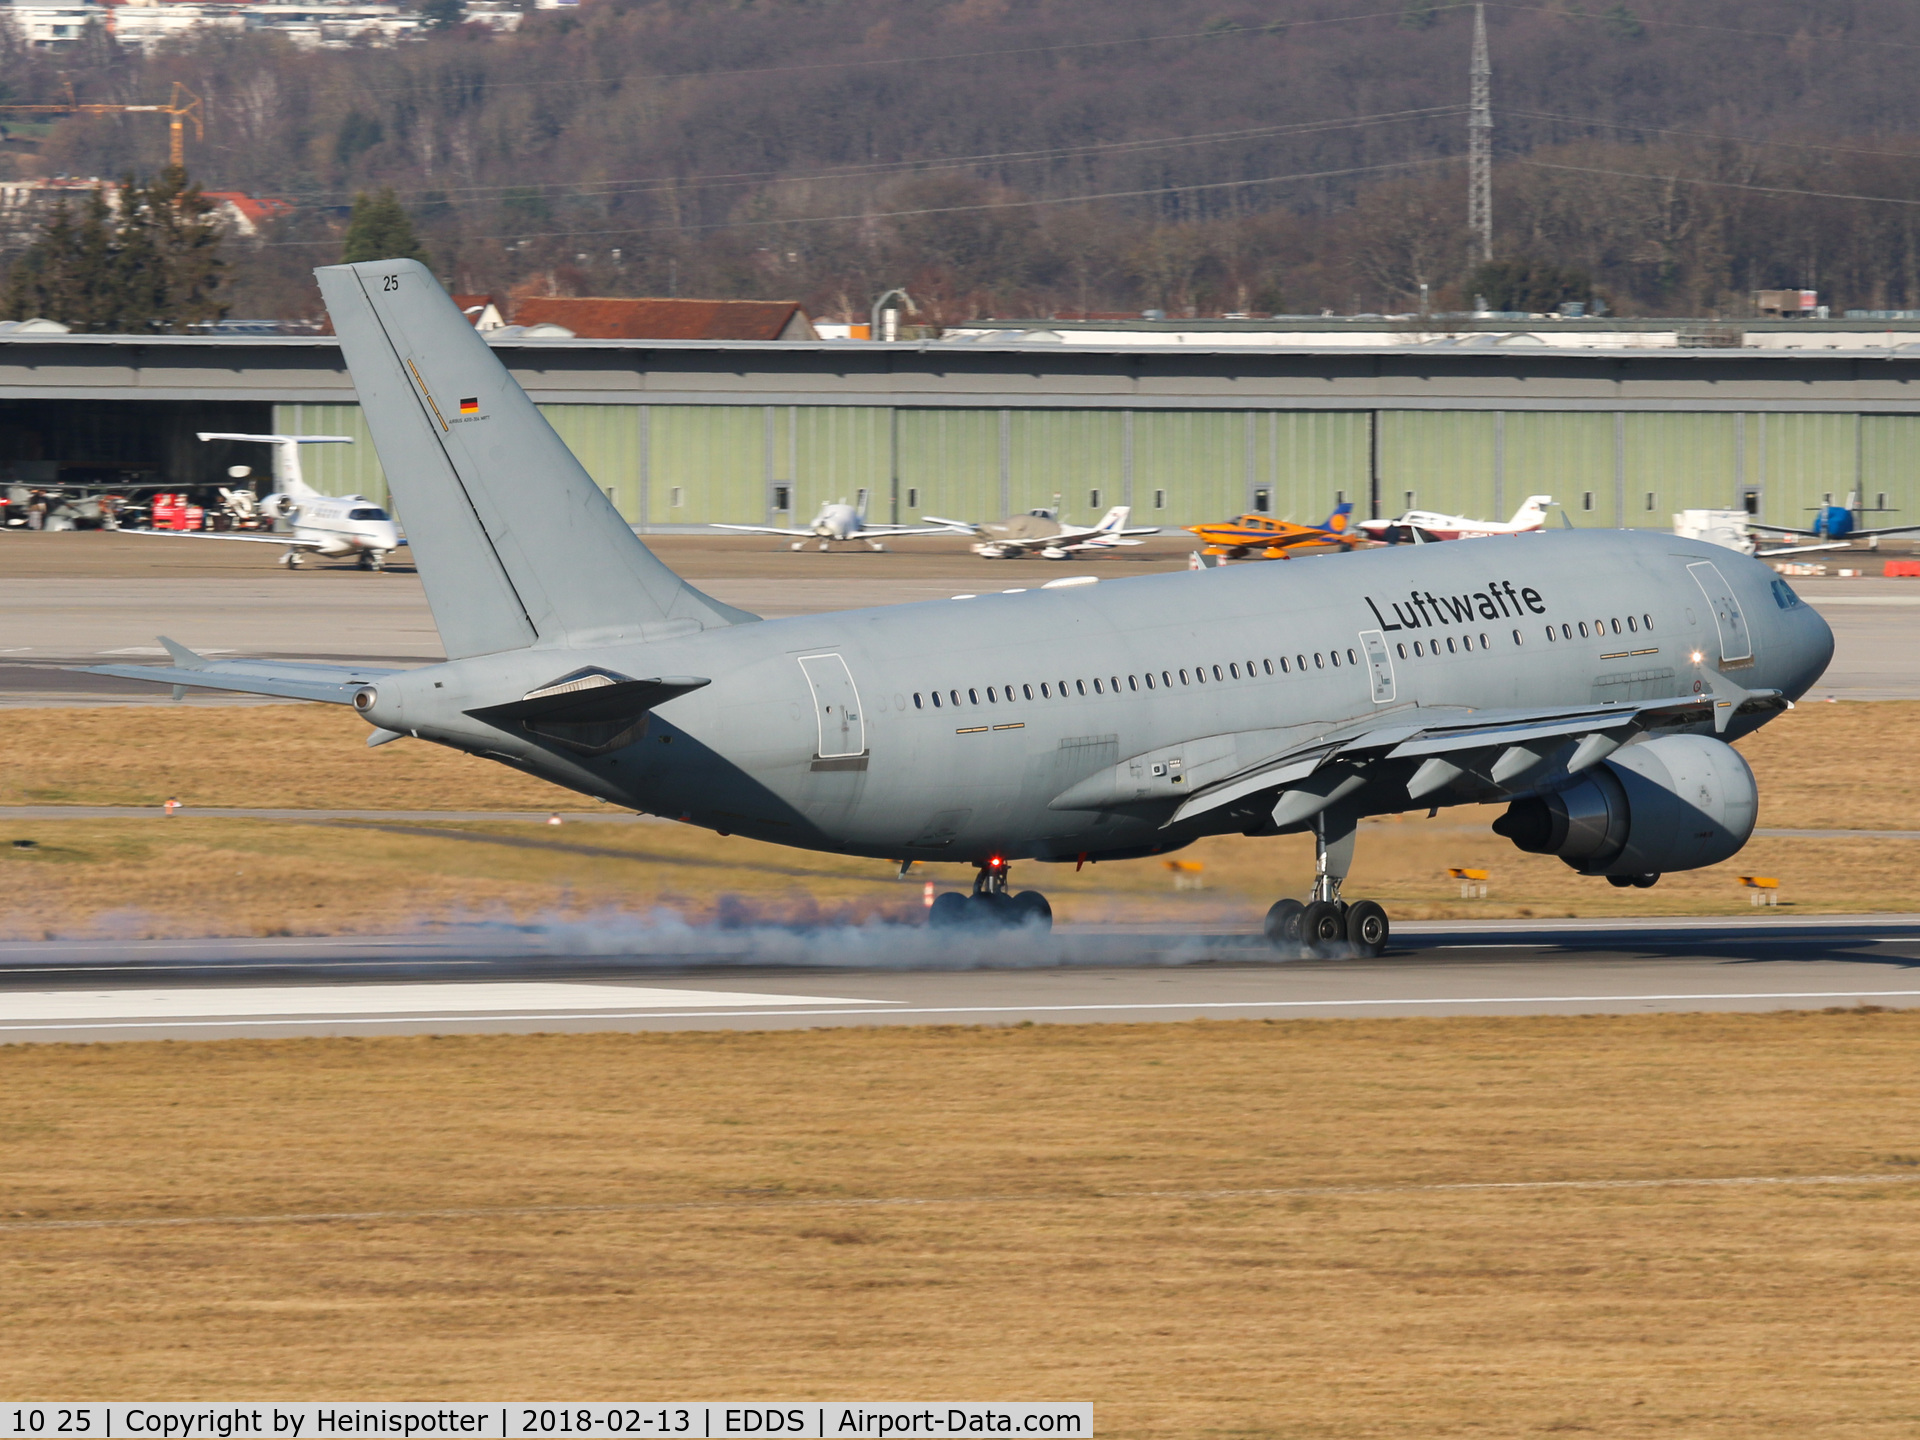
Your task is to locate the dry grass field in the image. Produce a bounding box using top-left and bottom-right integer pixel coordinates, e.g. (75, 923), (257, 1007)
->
(5, 1014), (1920, 1433)
(0, 701), (1916, 934)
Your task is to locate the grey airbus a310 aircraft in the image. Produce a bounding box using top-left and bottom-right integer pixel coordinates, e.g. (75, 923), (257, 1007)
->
(93, 260), (1835, 956)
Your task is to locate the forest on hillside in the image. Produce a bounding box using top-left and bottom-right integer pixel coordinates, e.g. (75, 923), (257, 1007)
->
(8, 0), (1920, 321)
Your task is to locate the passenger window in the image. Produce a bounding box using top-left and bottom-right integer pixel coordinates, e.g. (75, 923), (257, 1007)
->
(1611, 618), (1622, 634)
(1594, 618), (1604, 634)
(1643, 613), (1654, 631)
(1627, 616), (1638, 633)
(1263, 659), (1274, 675)
(932, 692), (943, 707)
(1144, 673), (1155, 690)
(1229, 663), (1240, 679)
(1023, 684), (1033, 700)
(1396, 644), (1407, 659)
(1347, 648), (1358, 665)
(1279, 657), (1291, 673)
(1314, 653), (1324, 669)
(1296, 654), (1307, 671)
(1128, 675), (1139, 691)
(1459, 635), (1471, 652)
(1246, 658), (1257, 674)
(1478, 634), (1488, 649)
(1577, 622), (1588, 639)
(1093, 679), (1104, 695)
(913, 693), (923, 709)
(969, 688), (980, 704)
(1445, 637), (1456, 654)
(950, 689), (961, 705)
(1545, 627), (1555, 642)
(1414, 641), (1424, 657)
(1512, 629), (1523, 646)
(1213, 665), (1225, 681)
(1076, 680), (1087, 696)
(1111, 676), (1121, 692)
(1330, 651), (1341, 668)
(1179, 669), (1189, 684)
(985, 687), (996, 703)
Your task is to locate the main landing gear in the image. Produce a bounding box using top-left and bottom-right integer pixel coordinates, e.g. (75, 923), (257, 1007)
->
(358, 549), (388, 571)
(1263, 808), (1390, 959)
(928, 856), (1053, 932)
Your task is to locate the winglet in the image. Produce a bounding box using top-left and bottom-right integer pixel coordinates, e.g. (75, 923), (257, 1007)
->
(157, 636), (210, 671)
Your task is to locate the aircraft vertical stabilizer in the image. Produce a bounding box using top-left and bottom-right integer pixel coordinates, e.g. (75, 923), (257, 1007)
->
(315, 259), (756, 659)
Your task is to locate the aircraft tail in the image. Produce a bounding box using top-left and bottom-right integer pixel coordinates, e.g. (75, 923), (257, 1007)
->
(1510, 495), (1555, 528)
(1320, 500), (1355, 535)
(196, 432), (351, 501)
(314, 259), (756, 660)
(1094, 505), (1131, 532)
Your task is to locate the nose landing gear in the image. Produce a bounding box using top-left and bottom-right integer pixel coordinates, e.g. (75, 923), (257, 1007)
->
(927, 856), (1053, 931)
(1262, 809), (1391, 958)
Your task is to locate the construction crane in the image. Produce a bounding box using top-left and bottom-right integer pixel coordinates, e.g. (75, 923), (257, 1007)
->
(0, 81), (203, 170)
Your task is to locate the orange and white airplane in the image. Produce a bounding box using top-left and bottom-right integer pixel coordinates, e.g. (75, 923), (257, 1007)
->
(1186, 502), (1359, 559)
(1359, 495), (1555, 545)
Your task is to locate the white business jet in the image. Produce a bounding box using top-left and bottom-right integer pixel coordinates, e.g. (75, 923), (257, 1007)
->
(711, 497), (966, 552)
(928, 504), (1160, 560)
(1358, 495), (1555, 545)
(131, 433), (402, 569)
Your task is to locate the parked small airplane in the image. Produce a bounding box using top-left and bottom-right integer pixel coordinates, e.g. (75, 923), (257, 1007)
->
(1674, 509), (1854, 560)
(1360, 495), (1555, 545)
(127, 433), (402, 569)
(929, 504), (1159, 559)
(1186, 502), (1359, 559)
(711, 498), (964, 551)
(1747, 491), (1920, 549)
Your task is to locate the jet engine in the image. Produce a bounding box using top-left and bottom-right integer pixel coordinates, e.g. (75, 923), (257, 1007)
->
(1491, 734), (1758, 877)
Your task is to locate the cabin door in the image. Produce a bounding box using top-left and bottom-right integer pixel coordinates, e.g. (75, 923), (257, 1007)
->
(798, 653), (866, 758)
(1686, 561), (1753, 665)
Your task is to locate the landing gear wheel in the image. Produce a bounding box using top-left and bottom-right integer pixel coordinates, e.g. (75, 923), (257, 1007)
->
(1264, 898), (1305, 949)
(1345, 900), (1390, 958)
(1631, 873), (1660, 889)
(1301, 900), (1347, 956)
(1009, 891), (1053, 930)
(929, 892), (970, 930)
(1606, 875), (1633, 889)
(967, 892), (1012, 926)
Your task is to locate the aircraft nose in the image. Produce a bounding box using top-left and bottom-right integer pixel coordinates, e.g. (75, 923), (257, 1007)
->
(1781, 596), (1835, 701)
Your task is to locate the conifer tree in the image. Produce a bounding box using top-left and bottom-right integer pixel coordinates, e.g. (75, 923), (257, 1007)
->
(1, 167), (226, 332)
(342, 188), (430, 266)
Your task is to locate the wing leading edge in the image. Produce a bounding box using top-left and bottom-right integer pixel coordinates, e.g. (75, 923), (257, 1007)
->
(82, 637), (401, 704)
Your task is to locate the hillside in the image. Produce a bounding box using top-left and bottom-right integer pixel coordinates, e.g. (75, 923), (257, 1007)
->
(8, 0), (1920, 319)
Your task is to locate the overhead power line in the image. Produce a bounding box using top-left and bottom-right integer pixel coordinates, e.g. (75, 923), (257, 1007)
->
(1501, 107), (1920, 162)
(274, 105), (1467, 206)
(263, 155), (1461, 248)
(1519, 158), (1920, 208)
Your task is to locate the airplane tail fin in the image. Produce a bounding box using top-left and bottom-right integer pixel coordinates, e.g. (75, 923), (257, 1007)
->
(1320, 500), (1355, 534)
(1511, 495), (1554, 528)
(315, 260), (755, 660)
(1095, 505), (1131, 532)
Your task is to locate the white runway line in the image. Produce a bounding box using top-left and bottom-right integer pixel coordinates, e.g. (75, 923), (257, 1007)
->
(0, 981), (883, 1022)
(5, 987), (1920, 1034)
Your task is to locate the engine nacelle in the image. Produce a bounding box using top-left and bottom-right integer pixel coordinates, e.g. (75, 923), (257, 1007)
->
(1492, 734), (1758, 877)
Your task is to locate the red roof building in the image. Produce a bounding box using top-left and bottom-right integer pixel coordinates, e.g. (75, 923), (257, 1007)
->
(200, 192), (295, 237)
(510, 296), (816, 341)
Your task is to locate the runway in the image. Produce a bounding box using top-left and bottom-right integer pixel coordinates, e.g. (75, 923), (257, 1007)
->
(5, 915), (1919, 1042)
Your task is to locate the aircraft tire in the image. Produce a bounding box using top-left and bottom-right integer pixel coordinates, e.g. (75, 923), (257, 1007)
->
(1263, 898), (1305, 949)
(1606, 875), (1634, 889)
(1345, 900), (1390, 958)
(1009, 890), (1053, 931)
(967, 892), (1015, 926)
(928, 892), (971, 930)
(1630, 872), (1660, 889)
(1300, 900), (1347, 957)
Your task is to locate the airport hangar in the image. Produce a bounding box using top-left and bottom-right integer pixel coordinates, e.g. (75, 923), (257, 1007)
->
(7, 329), (1920, 534)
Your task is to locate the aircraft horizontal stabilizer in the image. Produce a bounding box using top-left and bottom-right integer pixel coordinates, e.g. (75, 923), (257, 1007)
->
(466, 669), (710, 755)
(82, 637), (400, 705)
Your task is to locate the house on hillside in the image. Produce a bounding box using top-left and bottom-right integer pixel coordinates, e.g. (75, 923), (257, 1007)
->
(201, 192), (296, 239)
(509, 297), (816, 341)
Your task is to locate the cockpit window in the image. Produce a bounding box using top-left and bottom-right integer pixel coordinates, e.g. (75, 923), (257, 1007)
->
(348, 507), (390, 521)
(1771, 578), (1804, 611)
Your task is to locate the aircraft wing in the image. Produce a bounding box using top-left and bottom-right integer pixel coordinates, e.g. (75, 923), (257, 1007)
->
(709, 524), (820, 537)
(919, 515), (982, 533)
(121, 528), (325, 550)
(853, 523), (977, 538)
(1750, 521), (1920, 541)
(1755, 540), (1851, 558)
(1049, 679), (1784, 824)
(81, 637), (400, 705)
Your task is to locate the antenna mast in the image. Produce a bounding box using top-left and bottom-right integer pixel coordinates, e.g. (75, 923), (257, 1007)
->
(1468, 2), (1493, 266)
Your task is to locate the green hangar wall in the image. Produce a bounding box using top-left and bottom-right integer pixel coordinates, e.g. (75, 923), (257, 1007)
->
(270, 401), (1920, 534)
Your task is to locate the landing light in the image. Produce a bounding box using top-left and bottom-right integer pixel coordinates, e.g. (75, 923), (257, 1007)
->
(1691, 651), (1704, 663)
